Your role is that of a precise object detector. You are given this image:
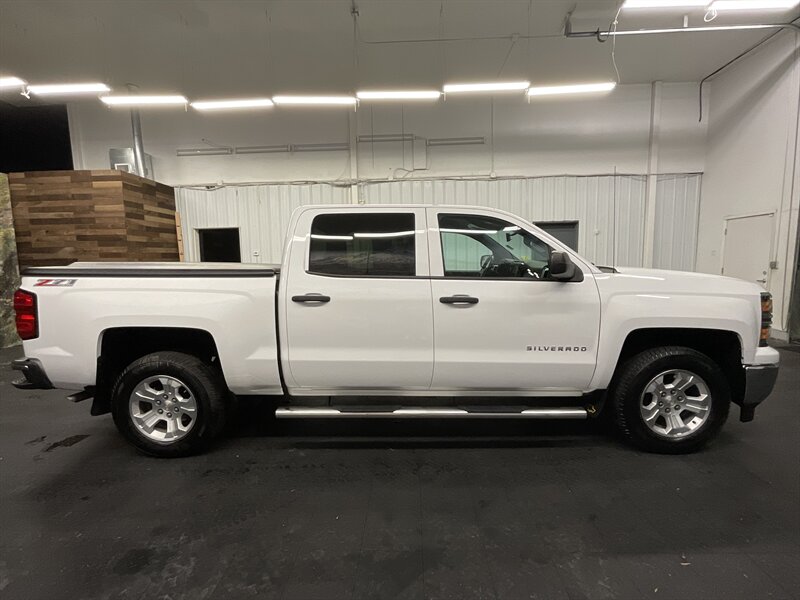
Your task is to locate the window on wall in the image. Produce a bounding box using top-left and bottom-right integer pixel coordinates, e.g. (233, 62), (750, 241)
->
(439, 213), (552, 279)
(198, 228), (241, 262)
(535, 221), (579, 251)
(309, 213), (416, 276)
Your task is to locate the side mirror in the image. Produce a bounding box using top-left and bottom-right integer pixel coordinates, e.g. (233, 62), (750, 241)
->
(480, 254), (493, 269)
(549, 251), (582, 282)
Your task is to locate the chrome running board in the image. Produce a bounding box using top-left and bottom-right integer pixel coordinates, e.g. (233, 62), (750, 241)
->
(275, 407), (587, 419)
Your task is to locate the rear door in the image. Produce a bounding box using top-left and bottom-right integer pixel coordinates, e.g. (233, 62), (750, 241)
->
(427, 208), (601, 393)
(282, 207), (433, 394)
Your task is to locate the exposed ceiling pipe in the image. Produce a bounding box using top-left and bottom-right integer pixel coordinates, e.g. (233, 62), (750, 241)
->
(563, 13), (799, 41)
(698, 18), (799, 121)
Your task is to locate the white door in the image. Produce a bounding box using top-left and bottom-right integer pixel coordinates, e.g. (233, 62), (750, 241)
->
(723, 213), (774, 288)
(427, 208), (601, 393)
(282, 207), (434, 394)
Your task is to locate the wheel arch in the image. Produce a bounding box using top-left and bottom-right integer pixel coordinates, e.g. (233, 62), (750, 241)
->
(91, 326), (225, 416)
(610, 328), (744, 404)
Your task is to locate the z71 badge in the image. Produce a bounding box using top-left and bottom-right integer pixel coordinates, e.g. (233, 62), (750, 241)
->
(34, 278), (78, 287)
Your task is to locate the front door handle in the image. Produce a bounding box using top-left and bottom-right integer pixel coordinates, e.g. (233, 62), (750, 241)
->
(439, 295), (479, 305)
(292, 294), (331, 303)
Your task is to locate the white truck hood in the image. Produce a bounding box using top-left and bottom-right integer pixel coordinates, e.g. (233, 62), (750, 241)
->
(599, 266), (764, 297)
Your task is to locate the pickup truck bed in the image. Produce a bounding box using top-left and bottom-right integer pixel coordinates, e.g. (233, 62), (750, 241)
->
(19, 262), (284, 395)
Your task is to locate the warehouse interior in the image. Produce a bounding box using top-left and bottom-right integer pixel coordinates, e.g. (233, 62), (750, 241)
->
(1, 1), (799, 598)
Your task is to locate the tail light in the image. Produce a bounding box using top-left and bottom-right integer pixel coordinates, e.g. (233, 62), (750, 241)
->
(13, 289), (38, 340)
(759, 292), (772, 347)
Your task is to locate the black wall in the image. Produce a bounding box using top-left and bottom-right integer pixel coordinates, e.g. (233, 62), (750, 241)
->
(0, 101), (73, 172)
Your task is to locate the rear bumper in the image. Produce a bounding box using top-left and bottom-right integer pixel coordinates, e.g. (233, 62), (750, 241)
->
(11, 358), (54, 390)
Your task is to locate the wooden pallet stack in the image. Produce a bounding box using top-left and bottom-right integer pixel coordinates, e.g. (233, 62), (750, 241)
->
(9, 170), (179, 268)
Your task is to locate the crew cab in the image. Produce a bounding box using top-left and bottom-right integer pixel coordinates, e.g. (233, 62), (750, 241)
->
(12, 204), (780, 457)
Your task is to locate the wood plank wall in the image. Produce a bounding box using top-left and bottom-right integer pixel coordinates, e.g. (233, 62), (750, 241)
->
(9, 170), (179, 268)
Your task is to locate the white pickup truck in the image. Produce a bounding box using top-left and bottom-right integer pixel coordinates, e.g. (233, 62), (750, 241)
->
(12, 204), (779, 457)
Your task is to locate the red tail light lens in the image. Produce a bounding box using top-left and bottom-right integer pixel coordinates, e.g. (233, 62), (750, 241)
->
(13, 289), (38, 340)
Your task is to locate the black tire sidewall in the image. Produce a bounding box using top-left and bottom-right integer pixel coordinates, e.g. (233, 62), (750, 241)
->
(614, 348), (731, 454)
(111, 352), (224, 457)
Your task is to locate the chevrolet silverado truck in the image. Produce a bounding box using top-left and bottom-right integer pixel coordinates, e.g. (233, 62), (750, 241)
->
(12, 204), (779, 457)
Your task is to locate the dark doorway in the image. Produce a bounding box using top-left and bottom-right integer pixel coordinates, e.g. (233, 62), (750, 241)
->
(0, 102), (73, 172)
(535, 220), (579, 251)
(198, 228), (241, 262)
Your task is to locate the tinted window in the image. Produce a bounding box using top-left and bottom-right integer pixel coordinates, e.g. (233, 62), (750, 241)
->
(439, 213), (553, 279)
(309, 213), (416, 276)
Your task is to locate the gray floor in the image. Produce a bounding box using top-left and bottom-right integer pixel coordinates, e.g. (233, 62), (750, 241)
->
(1, 345), (798, 600)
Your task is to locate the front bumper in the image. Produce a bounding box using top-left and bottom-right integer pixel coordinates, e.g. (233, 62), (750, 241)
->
(11, 358), (54, 390)
(737, 363), (779, 422)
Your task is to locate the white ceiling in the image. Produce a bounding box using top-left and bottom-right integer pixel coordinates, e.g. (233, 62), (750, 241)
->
(0, 0), (798, 102)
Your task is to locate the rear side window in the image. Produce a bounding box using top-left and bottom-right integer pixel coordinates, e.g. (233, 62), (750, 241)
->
(309, 213), (416, 276)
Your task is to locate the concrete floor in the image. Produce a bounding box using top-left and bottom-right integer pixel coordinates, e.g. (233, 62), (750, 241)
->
(1, 345), (798, 600)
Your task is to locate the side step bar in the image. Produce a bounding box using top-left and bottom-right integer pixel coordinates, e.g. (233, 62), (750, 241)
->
(275, 407), (587, 419)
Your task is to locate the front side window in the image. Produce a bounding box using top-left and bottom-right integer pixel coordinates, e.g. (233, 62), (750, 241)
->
(439, 213), (553, 279)
(309, 213), (416, 276)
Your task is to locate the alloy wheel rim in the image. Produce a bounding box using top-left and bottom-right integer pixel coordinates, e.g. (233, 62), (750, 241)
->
(129, 375), (198, 444)
(639, 369), (712, 439)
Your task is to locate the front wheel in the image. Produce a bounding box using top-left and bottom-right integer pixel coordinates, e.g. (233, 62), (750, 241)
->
(611, 346), (730, 454)
(111, 351), (227, 457)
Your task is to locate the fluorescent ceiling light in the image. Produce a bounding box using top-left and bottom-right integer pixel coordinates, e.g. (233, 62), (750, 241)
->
(709, 0), (799, 9)
(273, 96), (356, 106)
(101, 95), (187, 106)
(356, 90), (441, 100)
(609, 23), (780, 34)
(0, 76), (26, 88)
(353, 231), (416, 238)
(191, 98), (274, 110)
(443, 81), (530, 94)
(28, 82), (110, 95)
(622, 0), (708, 7)
(311, 234), (354, 241)
(528, 82), (617, 97)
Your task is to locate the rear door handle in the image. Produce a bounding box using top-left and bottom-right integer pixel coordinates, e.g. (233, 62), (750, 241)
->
(439, 295), (479, 305)
(292, 294), (331, 303)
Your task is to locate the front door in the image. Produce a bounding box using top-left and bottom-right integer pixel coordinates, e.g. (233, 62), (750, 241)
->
(282, 208), (434, 394)
(427, 208), (601, 393)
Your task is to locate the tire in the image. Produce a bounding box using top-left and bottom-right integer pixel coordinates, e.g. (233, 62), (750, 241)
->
(611, 346), (730, 454)
(111, 351), (227, 457)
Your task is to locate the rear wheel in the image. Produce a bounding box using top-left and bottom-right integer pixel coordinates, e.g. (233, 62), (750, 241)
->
(611, 346), (730, 454)
(111, 351), (227, 457)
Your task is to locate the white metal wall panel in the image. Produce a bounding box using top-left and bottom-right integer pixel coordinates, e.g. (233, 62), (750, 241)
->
(176, 174), (700, 270)
(363, 176), (648, 268)
(653, 174), (702, 272)
(176, 184), (348, 263)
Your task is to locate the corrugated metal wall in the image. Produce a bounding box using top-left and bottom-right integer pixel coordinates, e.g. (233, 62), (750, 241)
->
(175, 174), (701, 269)
(176, 184), (349, 263)
(362, 176), (647, 267)
(653, 174), (702, 271)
